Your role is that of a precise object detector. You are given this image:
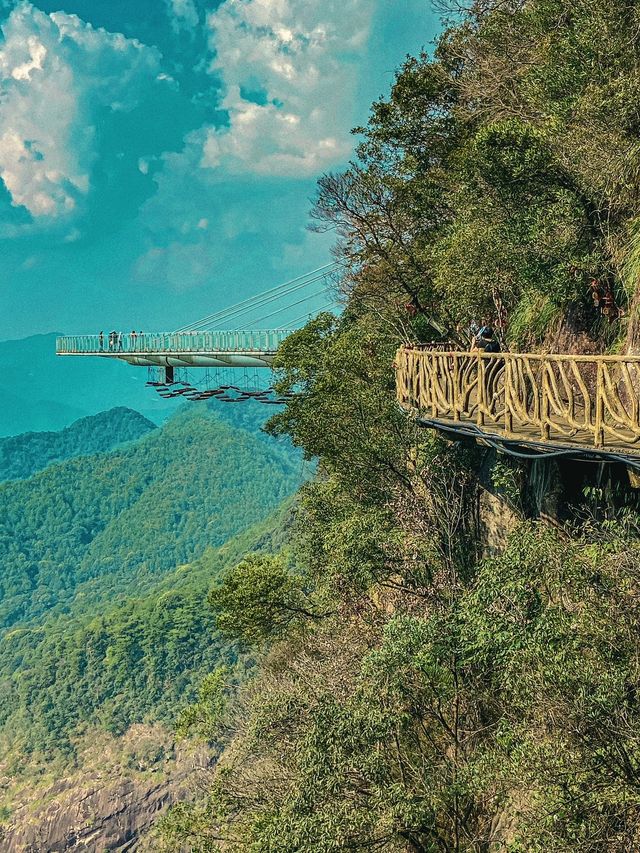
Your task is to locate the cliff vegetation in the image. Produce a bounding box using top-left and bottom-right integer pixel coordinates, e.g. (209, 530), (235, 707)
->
(158, 1), (640, 850)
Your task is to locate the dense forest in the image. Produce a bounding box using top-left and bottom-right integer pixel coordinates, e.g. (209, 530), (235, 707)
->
(0, 405), (301, 630)
(0, 503), (291, 761)
(0, 401), (307, 845)
(156, 1), (640, 851)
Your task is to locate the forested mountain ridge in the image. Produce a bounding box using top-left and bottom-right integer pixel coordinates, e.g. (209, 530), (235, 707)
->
(0, 501), (292, 758)
(0, 406), (302, 631)
(158, 1), (640, 851)
(0, 403), (299, 849)
(0, 406), (156, 481)
(0, 504), (293, 849)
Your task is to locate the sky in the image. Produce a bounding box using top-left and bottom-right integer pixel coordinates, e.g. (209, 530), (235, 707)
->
(0, 0), (441, 340)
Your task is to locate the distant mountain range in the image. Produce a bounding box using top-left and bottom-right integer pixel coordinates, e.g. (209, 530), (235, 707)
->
(0, 404), (299, 848)
(0, 332), (182, 436)
(0, 406), (156, 481)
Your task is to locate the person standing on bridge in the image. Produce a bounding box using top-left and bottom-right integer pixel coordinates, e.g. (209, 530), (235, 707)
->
(117, 331), (123, 351)
(130, 329), (138, 351)
(472, 326), (501, 353)
(99, 331), (104, 351)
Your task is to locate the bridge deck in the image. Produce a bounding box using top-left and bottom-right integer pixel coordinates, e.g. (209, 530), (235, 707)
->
(396, 347), (640, 462)
(56, 330), (294, 368)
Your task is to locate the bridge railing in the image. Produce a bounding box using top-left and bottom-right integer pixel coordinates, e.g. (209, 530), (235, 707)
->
(56, 330), (295, 355)
(395, 347), (640, 448)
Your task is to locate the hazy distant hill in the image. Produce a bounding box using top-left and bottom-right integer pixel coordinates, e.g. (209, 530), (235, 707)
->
(0, 407), (156, 481)
(0, 333), (181, 436)
(0, 384), (87, 437)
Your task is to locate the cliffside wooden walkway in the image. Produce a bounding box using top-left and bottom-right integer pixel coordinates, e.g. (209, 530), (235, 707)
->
(395, 347), (640, 462)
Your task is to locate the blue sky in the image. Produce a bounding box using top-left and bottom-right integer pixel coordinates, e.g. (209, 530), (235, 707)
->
(0, 0), (441, 340)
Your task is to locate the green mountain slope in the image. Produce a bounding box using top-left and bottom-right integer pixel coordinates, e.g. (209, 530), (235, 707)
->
(0, 503), (291, 756)
(0, 407), (156, 482)
(0, 407), (302, 631)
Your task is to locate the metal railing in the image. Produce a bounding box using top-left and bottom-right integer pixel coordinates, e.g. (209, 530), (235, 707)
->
(395, 347), (640, 448)
(56, 330), (295, 355)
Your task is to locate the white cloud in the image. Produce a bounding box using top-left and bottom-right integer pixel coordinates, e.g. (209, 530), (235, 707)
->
(0, 2), (160, 221)
(202, 0), (374, 177)
(133, 131), (332, 298)
(167, 0), (199, 33)
(134, 240), (221, 293)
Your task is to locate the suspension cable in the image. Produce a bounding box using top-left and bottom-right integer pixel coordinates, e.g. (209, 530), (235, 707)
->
(175, 263), (337, 331)
(174, 262), (340, 331)
(283, 302), (338, 328)
(177, 269), (338, 331)
(211, 271), (336, 329)
(236, 289), (331, 328)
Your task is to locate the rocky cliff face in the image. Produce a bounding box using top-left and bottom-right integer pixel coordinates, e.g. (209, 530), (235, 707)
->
(6, 776), (177, 852)
(0, 724), (207, 852)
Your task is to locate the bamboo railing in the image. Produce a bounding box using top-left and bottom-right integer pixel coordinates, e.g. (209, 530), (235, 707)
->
(395, 347), (640, 449)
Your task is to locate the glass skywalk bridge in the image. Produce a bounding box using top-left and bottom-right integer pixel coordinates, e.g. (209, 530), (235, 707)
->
(56, 330), (294, 369)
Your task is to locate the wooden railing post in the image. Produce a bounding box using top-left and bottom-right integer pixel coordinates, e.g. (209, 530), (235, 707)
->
(452, 354), (460, 421)
(595, 361), (604, 447)
(477, 354), (485, 427)
(504, 358), (513, 436)
(541, 365), (550, 440)
(421, 353), (429, 412)
(430, 353), (438, 418)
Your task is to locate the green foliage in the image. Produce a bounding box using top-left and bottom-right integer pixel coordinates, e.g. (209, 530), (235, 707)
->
(459, 524), (640, 849)
(310, 0), (640, 345)
(209, 554), (324, 645)
(0, 407), (302, 631)
(490, 458), (522, 508)
(0, 501), (293, 758)
(169, 521), (640, 851)
(506, 291), (563, 349)
(268, 314), (419, 503)
(176, 667), (229, 742)
(0, 567), (224, 754)
(0, 407), (156, 482)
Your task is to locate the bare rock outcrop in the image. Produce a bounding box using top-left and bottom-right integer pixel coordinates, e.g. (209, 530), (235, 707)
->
(0, 724), (208, 852)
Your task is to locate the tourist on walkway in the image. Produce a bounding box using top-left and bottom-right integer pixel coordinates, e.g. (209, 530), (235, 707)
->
(472, 326), (501, 353)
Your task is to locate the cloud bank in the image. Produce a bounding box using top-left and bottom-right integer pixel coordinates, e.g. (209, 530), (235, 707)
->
(0, 2), (160, 223)
(167, 0), (200, 33)
(202, 0), (374, 177)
